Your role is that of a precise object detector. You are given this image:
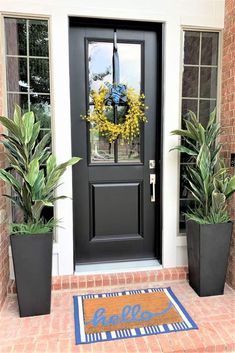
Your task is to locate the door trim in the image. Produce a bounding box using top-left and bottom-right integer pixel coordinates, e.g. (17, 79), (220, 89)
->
(69, 17), (163, 268)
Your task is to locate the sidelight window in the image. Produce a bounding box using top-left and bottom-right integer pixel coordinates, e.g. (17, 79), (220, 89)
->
(4, 17), (51, 133)
(4, 17), (52, 221)
(179, 30), (219, 233)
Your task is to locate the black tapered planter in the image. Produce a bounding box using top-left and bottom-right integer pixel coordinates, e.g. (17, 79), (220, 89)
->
(186, 221), (232, 297)
(10, 233), (53, 317)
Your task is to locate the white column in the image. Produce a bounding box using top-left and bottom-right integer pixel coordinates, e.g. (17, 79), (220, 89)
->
(51, 13), (74, 275)
(161, 19), (181, 268)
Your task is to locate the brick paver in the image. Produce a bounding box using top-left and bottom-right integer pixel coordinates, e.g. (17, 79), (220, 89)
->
(0, 280), (235, 353)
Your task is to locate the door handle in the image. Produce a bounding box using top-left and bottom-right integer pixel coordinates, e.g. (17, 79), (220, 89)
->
(150, 174), (156, 202)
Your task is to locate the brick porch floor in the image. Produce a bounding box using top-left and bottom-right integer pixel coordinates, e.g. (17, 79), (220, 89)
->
(1, 271), (235, 353)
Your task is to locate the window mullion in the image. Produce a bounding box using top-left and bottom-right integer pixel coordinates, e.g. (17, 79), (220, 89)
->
(26, 19), (30, 111)
(197, 32), (202, 119)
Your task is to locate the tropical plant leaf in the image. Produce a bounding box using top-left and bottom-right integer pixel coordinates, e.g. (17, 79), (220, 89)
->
(32, 132), (51, 160)
(171, 129), (197, 140)
(32, 170), (45, 200)
(3, 194), (24, 209)
(0, 106), (81, 225)
(31, 200), (45, 221)
(46, 155), (56, 176)
(22, 112), (35, 144)
(169, 146), (197, 155)
(28, 121), (40, 150)
(10, 218), (59, 234)
(55, 157), (82, 171)
(13, 104), (22, 126)
(1, 138), (27, 164)
(198, 124), (205, 145)
(207, 108), (216, 129)
(40, 149), (51, 165)
(0, 169), (21, 192)
(197, 144), (211, 180)
(25, 159), (39, 187)
(170, 108), (235, 224)
(225, 175), (235, 198)
(184, 120), (199, 141)
(212, 191), (226, 211)
(0, 116), (20, 138)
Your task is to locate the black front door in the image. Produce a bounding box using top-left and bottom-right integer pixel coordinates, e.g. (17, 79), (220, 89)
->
(69, 19), (162, 264)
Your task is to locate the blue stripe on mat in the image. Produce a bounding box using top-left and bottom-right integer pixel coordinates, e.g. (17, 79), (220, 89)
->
(73, 287), (198, 345)
(73, 296), (80, 345)
(165, 287), (198, 330)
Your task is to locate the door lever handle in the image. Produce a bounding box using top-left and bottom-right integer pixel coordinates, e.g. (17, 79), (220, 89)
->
(150, 174), (156, 202)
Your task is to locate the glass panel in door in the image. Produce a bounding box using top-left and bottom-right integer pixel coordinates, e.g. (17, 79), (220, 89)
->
(88, 40), (142, 164)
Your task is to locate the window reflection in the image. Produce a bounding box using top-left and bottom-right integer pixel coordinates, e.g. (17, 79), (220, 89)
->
(118, 43), (141, 92)
(90, 106), (114, 163)
(30, 94), (51, 129)
(88, 42), (112, 93)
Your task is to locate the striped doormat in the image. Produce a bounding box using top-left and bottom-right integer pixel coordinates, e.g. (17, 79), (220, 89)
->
(73, 287), (198, 345)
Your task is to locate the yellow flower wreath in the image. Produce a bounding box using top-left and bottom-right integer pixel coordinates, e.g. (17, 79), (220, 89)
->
(82, 85), (148, 143)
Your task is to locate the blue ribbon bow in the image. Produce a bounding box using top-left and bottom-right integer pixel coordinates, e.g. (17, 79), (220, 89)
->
(104, 82), (127, 105)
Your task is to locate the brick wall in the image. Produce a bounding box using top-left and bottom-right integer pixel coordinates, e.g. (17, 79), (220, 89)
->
(0, 60), (10, 310)
(221, 0), (235, 289)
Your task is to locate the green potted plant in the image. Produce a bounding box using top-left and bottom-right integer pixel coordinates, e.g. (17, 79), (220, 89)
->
(0, 106), (80, 317)
(171, 110), (235, 297)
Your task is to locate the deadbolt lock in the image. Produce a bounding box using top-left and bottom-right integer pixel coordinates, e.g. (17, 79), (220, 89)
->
(149, 160), (155, 169)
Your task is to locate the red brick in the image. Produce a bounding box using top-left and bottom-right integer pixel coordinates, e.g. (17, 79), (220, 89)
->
(221, 0), (235, 290)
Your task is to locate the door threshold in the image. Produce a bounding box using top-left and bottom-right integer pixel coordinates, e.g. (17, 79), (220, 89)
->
(75, 259), (162, 275)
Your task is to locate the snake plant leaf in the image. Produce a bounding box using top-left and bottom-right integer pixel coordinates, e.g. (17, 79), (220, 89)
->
(25, 159), (39, 187)
(169, 146), (197, 155)
(0, 116), (20, 139)
(225, 175), (235, 198)
(13, 105), (22, 126)
(22, 112), (35, 144)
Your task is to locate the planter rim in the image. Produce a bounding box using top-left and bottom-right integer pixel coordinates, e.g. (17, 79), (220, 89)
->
(10, 232), (53, 238)
(186, 220), (233, 226)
